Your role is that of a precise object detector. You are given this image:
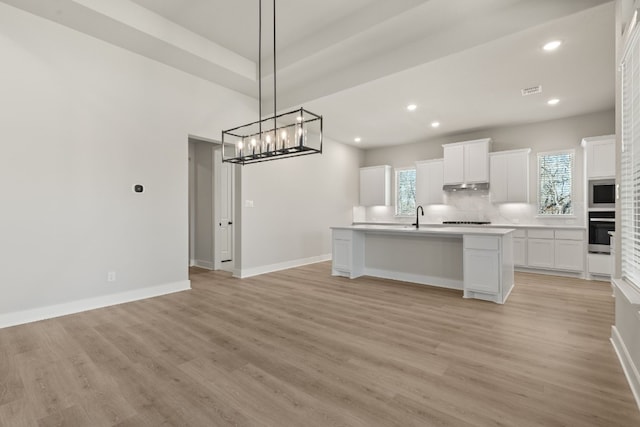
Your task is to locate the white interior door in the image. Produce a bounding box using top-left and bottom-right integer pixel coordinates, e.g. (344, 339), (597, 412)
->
(217, 150), (233, 269)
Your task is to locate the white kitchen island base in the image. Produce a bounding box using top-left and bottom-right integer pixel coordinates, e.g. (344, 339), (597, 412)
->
(331, 225), (515, 304)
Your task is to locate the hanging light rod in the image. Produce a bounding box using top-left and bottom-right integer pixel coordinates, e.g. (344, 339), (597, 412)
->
(222, 0), (323, 165)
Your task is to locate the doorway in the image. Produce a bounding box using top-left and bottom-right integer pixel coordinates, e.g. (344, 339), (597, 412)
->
(188, 137), (235, 273)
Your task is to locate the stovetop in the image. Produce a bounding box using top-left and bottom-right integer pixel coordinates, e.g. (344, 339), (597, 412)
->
(442, 221), (491, 225)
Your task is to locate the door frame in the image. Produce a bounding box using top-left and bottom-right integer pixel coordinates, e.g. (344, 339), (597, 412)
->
(188, 135), (236, 272)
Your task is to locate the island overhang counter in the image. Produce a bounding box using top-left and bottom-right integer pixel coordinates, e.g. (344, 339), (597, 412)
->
(330, 225), (515, 304)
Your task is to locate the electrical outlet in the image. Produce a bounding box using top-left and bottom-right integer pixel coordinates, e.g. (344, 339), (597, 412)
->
(107, 271), (116, 282)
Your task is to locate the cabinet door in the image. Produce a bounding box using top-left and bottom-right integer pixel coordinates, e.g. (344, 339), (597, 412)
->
(587, 139), (615, 179)
(416, 160), (444, 205)
(554, 240), (584, 271)
(464, 140), (489, 183)
(443, 145), (464, 185)
(507, 152), (529, 203)
(490, 154), (508, 203)
(464, 248), (500, 294)
(513, 237), (526, 267)
(490, 150), (529, 203)
(332, 238), (352, 273)
(527, 238), (554, 268)
(360, 166), (390, 206)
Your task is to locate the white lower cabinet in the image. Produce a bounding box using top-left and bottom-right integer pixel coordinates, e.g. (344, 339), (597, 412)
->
(464, 248), (500, 294)
(527, 238), (555, 268)
(332, 230), (352, 274)
(587, 253), (611, 276)
(517, 228), (585, 274)
(512, 229), (527, 267)
(513, 238), (526, 266)
(554, 240), (584, 271)
(463, 236), (501, 295)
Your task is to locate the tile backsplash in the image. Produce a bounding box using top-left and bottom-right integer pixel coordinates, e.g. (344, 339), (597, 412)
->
(353, 191), (585, 226)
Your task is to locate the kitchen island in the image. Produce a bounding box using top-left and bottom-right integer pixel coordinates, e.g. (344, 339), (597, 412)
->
(331, 225), (515, 304)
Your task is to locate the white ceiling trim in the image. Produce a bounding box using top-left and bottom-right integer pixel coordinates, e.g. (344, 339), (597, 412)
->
(72, 0), (255, 80)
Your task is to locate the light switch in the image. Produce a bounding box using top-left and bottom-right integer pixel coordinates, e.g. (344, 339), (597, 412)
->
(245, 200), (254, 208)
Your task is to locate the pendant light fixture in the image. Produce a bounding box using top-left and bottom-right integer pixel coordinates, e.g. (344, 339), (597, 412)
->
(222, 0), (323, 165)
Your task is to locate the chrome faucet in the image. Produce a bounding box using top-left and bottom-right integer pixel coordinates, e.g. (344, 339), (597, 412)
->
(413, 205), (424, 229)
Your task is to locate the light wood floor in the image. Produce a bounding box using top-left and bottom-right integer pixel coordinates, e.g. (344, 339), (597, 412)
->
(1, 263), (639, 426)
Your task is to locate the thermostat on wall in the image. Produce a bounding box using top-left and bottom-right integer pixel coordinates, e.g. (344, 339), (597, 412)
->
(133, 184), (144, 193)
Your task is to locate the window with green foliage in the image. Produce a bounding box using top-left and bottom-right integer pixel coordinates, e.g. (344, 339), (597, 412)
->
(537, 151), (574, 215)
(396, 168), (416, 216)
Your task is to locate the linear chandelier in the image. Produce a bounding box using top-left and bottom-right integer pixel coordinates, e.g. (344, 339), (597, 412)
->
(222, 0), (323, 165)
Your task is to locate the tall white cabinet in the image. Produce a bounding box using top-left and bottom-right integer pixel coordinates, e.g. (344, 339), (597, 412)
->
(415, 159), (444, 205)
(359, 165), (391, 206)
(443, 138), (491, 185)
(489, 149), (530, 203)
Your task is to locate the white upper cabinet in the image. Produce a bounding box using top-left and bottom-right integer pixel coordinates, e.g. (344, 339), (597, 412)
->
(489, 149), (531, 203)
(582, 135), (615, 179)
(359, 165), (391, 206)
(415, 159), (444, 205)
(443, 138), (490, 185)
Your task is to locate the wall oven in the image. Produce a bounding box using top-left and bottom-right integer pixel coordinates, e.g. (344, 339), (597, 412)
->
(588, 211), (615, 254)
(588, 179), (615, 209)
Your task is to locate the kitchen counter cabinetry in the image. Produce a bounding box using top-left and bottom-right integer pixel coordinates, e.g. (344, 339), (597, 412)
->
(360, 165), (391, 206)
(521, 228), (585, 273)
(443, 138), (490, 185)
(415, 159), (444, 205)
(489, 149), (530, 203)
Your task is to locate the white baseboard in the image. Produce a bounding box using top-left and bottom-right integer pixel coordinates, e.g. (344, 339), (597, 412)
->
(0, 280), (191, 330)
(193, 259), (214, 270)
(235, 254), (331, 278)
(611, 325), (640, 411)
(363, 267), (463, 290)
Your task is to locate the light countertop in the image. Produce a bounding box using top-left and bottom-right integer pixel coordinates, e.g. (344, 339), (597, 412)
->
(353, 222), (586, 230)
(332, 224), (515, 236)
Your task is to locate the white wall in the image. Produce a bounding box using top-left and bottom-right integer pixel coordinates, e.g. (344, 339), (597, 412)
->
(0, 3), (255, 325)
(238, 138), (362, 276)
(360, 110), (614, 226)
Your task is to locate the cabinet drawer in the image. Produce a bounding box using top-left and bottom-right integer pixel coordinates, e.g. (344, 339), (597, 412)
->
(333, 229), (353, 241)
(554, 229), (584, 241)
(464, 236), (499, 250)
(527, 229), (554, 239)
(512, 229), (526, 238)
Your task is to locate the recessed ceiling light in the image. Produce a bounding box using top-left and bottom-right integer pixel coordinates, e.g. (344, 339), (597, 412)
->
(431, 121), (440, 128)
(547, 98), (560, 105)
(407, 104), (417, 111)
(354, 137), (361, 143)
(543, 40), (562, 51)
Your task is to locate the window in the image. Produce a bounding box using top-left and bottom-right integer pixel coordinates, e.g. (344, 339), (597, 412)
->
(395, 167), (416, 216)
(537, 151), (574, 215)
(621, 25), (640, 288)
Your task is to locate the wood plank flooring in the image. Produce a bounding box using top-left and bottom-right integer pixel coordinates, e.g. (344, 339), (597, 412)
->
(1, 262), (639, 426)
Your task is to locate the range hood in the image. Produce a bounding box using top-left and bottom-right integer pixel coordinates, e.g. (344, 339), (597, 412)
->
(443, 182), (490, 192)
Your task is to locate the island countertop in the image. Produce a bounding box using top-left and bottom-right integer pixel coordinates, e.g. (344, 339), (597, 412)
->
(331, 224), (515, 236)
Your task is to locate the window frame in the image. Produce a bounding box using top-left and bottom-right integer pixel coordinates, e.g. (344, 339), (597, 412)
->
(394, 166), (416, 217)
(620, 23), (640, 290)
(536, 149), (575, 217)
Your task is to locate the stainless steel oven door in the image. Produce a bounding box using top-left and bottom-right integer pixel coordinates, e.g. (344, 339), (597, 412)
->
(588, 212), (614, 254)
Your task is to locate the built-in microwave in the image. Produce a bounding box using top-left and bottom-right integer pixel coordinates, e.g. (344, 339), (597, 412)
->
(588, 179), (615, 209)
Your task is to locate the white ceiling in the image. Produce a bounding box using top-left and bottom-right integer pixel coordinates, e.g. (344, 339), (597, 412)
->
(2, 0), (615, 148)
